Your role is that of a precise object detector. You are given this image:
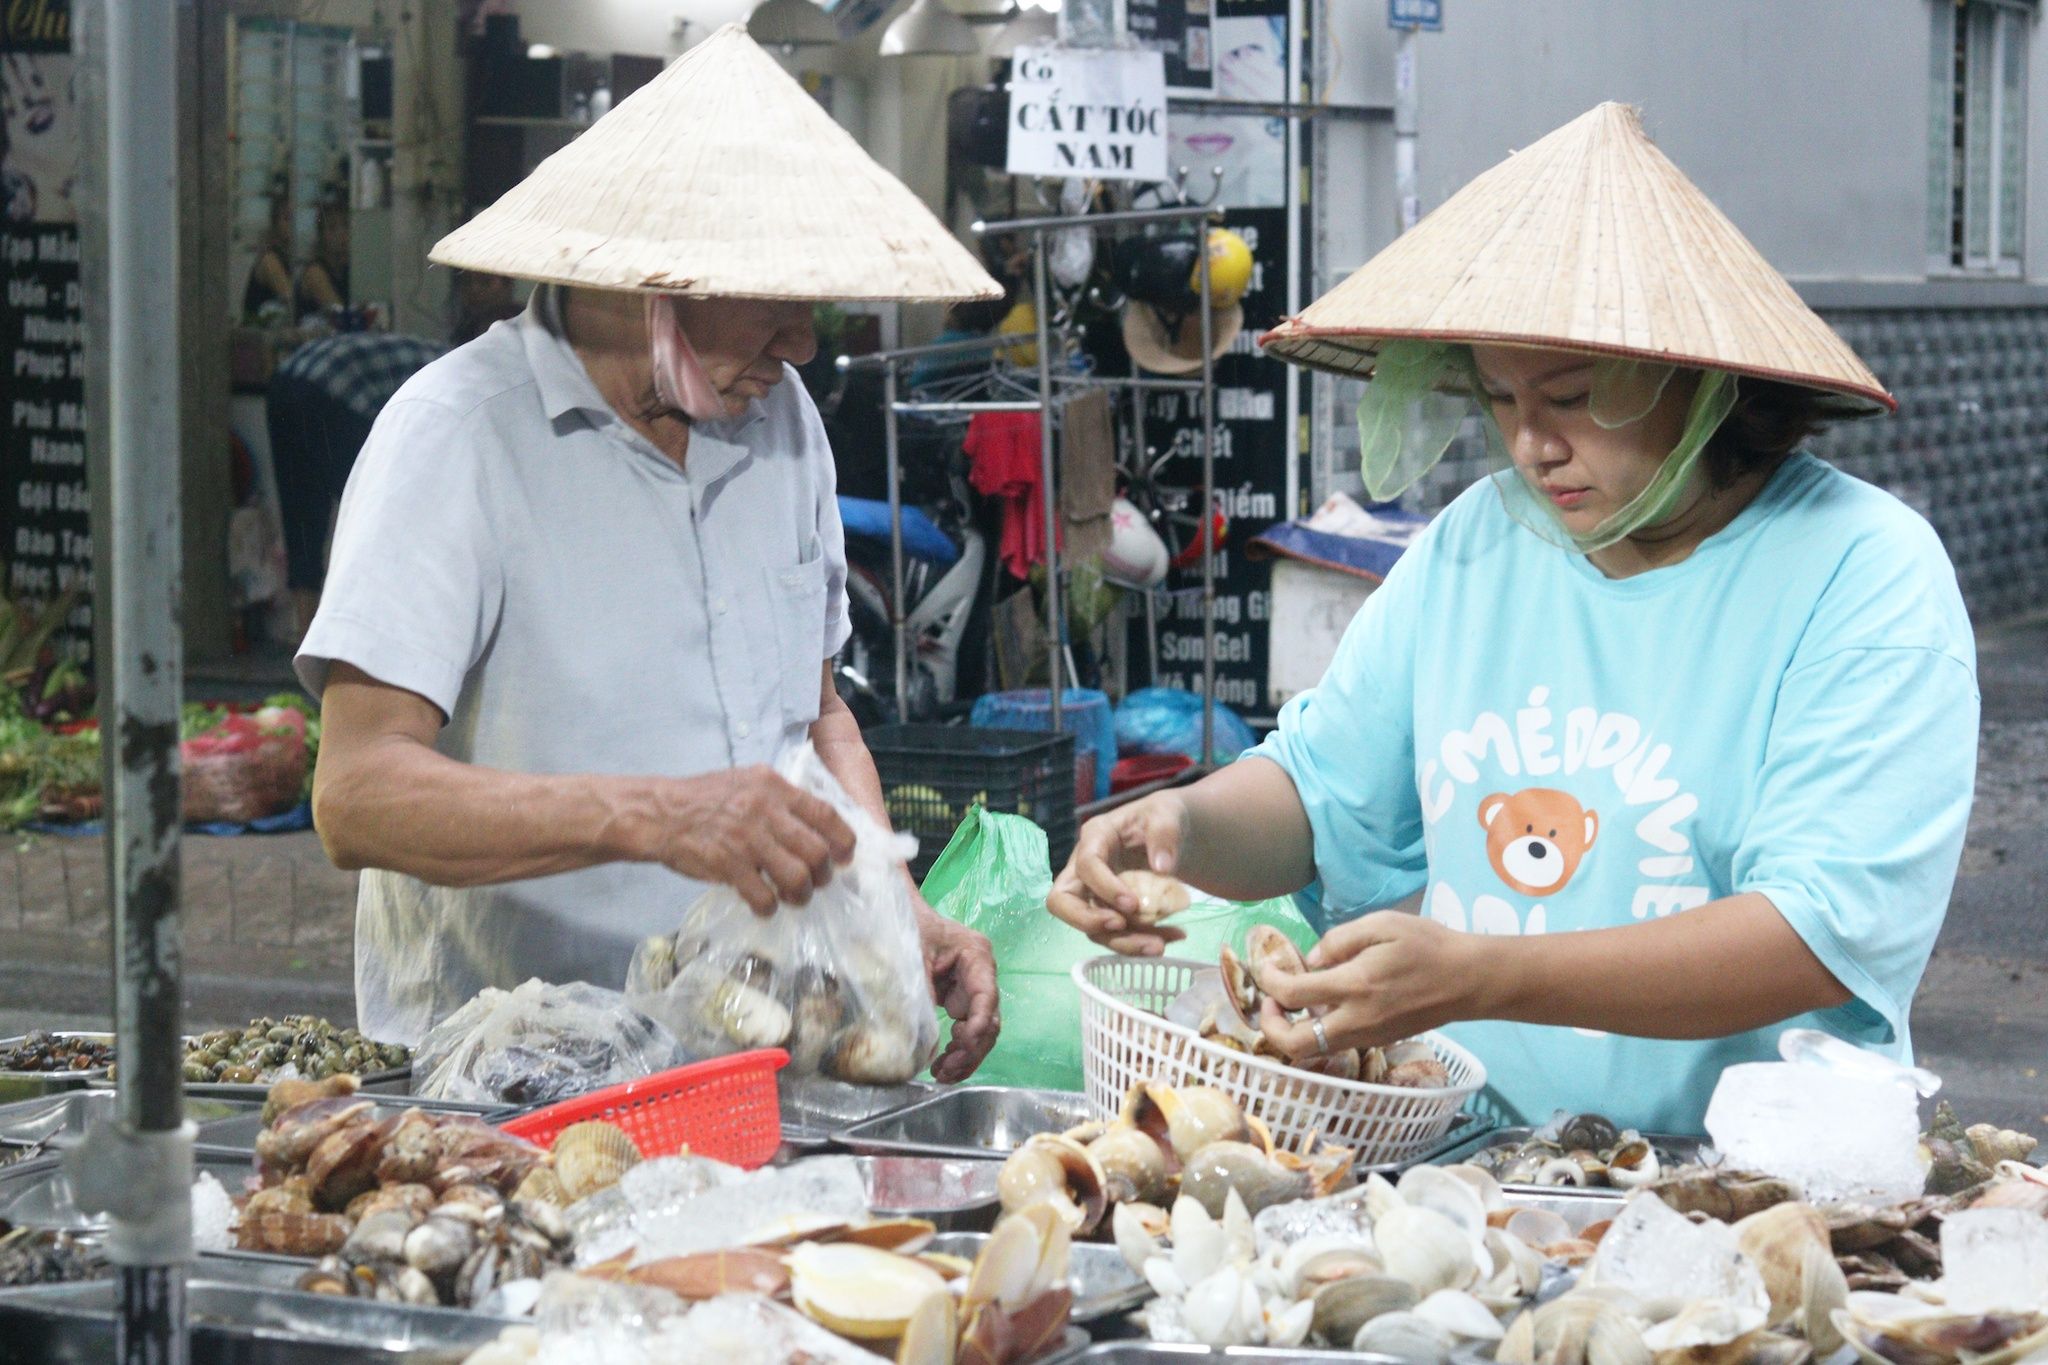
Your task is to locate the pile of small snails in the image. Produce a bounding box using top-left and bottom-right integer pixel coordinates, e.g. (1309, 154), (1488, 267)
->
(0, 1030), (114, 1073)
(170, 1016), (410, 1084)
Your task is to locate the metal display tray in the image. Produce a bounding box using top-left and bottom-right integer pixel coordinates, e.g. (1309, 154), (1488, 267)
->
(0, 1278), (522, 1364)
(859, 1154), (1002, 1231)
(833, 1086), (1100, 1160)
(1426, 1123), (1706, 1198)
(929, 1230), (1147, 1324)
(778, 1076), (936, 1151)
(0, 1033), (116, 1099)
(88, 1063), (415, 1103)
(0, 1148), (259, 1234)
(0, 1091), (260, 1156)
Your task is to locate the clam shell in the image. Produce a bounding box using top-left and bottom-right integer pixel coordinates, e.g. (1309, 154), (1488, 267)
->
(552, 1121), (642, 1202)
(1375, 1203), (1480, 1296)
(1354, 1308), (1457, 1365)
(626, 1248), (791, 1300)
(896, 1288), (957, 1365)
(1734, 1201), (1831, 1329)
(1442, 1163), (1509, 1212)
(1119, 870), (1191, 925)
(787, 1243), (948, 1341)
(1312, 1274), (1420, 1344)
(1397, 1165), (1490, 1245)
(1416, 1287), (1507, 1340)
(1504, 1206), (1573, 1249)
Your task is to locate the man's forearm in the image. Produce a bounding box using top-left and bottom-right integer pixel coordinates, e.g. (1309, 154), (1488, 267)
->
(1470, 891), (1852, 1038)
(314, 733), (655, 886)
(809, 687), (941, 916)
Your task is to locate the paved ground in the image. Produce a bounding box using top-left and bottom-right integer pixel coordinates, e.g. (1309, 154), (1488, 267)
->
(2, 620), (2044, 1136)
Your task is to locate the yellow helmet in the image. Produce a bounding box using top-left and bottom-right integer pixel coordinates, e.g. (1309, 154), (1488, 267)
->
(996, 299), (1038, 367)
(1201, 228), (1254, 309)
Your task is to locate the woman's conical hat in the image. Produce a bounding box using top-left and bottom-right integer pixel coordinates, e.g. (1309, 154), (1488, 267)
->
(1261, 103), (1892, 411)
(430, 25), (1001, 303)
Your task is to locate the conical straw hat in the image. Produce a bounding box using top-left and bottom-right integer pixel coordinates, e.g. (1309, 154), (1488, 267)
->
(430, 24), (1001, 303)
(1261, 103), (1892, 411)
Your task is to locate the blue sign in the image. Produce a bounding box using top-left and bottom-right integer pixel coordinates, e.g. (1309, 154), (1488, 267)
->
(1389, 0), (1442, 30)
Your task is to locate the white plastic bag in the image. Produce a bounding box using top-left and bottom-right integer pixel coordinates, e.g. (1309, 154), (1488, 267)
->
(413, 979), (691, 1105)
(625, 743), (939, 1085)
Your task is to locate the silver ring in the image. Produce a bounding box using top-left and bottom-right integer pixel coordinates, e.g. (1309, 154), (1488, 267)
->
(1310, 1015), (1330, 1057)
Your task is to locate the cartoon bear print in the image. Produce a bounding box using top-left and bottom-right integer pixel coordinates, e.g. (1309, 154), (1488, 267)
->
(1478, 788), (1599, 897)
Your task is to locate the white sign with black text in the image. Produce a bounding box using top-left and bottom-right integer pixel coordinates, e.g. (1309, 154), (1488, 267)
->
(1006, 44), (1168, 182)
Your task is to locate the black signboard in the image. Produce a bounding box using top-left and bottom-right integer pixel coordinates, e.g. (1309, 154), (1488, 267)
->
(1, 0), (90, 662)
(1129, 0), (1215, 95)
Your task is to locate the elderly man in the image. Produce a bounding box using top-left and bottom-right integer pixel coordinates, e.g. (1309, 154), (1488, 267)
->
(295, 27), (1005, 1081)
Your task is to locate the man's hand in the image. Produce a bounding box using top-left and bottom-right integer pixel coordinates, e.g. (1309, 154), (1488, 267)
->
(1256, 912), (1484, 1058)
(917, 904), (999, 1083)
(640, 766), (856, 914)
(1045, 793), (1192, 956)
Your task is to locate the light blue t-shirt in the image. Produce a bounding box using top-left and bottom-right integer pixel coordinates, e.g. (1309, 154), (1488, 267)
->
(1251, 455), (1979, 1134)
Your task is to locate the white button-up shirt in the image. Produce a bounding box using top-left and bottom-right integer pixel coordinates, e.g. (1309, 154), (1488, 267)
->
(296, 290), (850, 1043)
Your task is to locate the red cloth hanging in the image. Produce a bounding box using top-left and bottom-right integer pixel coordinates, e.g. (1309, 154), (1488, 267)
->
(964, 411), (1050, 580)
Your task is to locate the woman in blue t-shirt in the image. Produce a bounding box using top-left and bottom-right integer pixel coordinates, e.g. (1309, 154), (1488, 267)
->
(1045, 104), (1977, 1133)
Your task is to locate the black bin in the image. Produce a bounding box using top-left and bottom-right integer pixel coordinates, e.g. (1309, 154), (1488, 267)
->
(866, 724), (1077, 881)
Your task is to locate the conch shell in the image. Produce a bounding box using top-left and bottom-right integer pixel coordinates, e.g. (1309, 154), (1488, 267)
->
(997, 1133), (1108, 1235)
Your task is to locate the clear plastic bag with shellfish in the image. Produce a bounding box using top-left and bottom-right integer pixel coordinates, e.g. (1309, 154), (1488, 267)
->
(625, 743), (940, 1086)
(412, 979), (692, 1106)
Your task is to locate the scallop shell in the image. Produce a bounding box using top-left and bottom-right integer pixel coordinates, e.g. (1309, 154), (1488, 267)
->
(552, 1121), (642, 1202)
(1374, 1204), (1480, 1296)
(511, 1166), (568, 1208)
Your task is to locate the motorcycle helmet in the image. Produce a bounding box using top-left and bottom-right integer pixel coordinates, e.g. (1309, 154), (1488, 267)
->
(1102, 496), (1170, 588)
(1115, 229), (1248, 375)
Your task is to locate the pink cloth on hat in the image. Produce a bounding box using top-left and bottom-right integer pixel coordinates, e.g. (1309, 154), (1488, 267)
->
(647, 296), (730, 423)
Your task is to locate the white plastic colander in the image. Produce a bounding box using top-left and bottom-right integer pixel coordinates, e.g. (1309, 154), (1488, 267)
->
(1071, 955), (1486, 1165)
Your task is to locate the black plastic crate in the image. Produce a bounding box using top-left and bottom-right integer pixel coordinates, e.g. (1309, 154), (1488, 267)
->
(867, 724), (1077, 881)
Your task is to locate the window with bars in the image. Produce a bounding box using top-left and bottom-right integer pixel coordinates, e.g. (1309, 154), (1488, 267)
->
(1929, 0), (2032, 273)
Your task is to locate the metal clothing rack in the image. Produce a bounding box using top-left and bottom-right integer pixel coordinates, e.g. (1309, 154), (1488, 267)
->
(839, 198), (1228, 767)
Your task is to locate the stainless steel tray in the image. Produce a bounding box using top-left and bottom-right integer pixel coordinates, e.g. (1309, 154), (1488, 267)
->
(1427, 1123), (1704, 1199)
(0, 1033), (115, 1099)
(834, 1086), (1098, 1160)
(929, 1230), (1147, 1324)
(859, 1154), (1001, 1231)
(1500, 1187), (1642, 1233)
(0, 1091), (258, 1155)
(0, 1278), (521, 1363)
(779, 1076), (936, 1150)
(192, 1094), (508, 1152)
(0, 1148), (258, 1233)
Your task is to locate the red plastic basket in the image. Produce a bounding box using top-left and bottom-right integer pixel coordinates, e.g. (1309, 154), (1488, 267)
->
(499, 1048), (789, 1170)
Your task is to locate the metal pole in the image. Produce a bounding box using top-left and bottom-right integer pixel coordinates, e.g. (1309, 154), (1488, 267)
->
(75, 1), (191, 1361)
(1394, 26), (1420, 234)
(883, 365), (909, 717)
(1032, 238), (1063, 733)
(1198, 232), (1217, 770)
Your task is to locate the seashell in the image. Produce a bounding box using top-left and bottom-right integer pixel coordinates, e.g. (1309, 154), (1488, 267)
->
(510, 1167), (567, 1208)
(624, 1248), (791, 1299)
(1180, 1140), (1312, 1219)
(1503, 1206), (1574, 1249)
(257, 1096), (377, 1169)
(1219, 945), (1264, 1031)
(1118, 870), (1192, 925)
(1607, 1138), (1661, 1189)
(1386, 1055), (1453, 1089)
(1416, 1287), (1507, 1340)
(786, 1243), (950, 1341)
(1498, 1303), (1539, 1365)
(341, 1207), (420, 1264)
(710, 978), (793, 1049)
(1113, 1200), (1166, 1272)
(1144, 1084), (1249, 1161)
(1291, 1243), (1386, 1295)
(1966, 1124), (2039, 1167)
(306, 1114), (394, 1211)
(965, 1211), (1049, 1313)
(1483, 1226), (1544, 1299)
(1441, 1162), (1509, 1212)
(1734, 1202), (1833, 1330)
(1397, 1165), (1490, 1245)
(1362, 1170), (1405, 1223)
(1375, 1203), (1481, 1296)
(831, 1217), (938, 1256)
(1268, 1296), (1316, 1348)
(1168, 1193), (1235, 1287)
(1354, 1308), (1457, 1364)
(1062, 1120), (1110, 1145)
(1311, 1273), (1419, 1344)
(1088, 1123), (1174, 1205)
(916, 1252), (973, 1280)
(1641, 1299), (1768, 1353)
(1534, 1155), (1591, 1187)
(235, 1209), (354, 1257)
(244, 1179), (315, 1221)
(788, 981), (848, 1075)
(1143, 1255), (1188, 1301)
(1558, 1114), (1622, 1153)
(262, 1073), (361, 1127)
(1184, 1265), (1262, 1347)
(1587, 1305), (1653, 1365)
(895, 1287), (957, 1365)
(552, 1121), (642, 1202)
(997, 1133), (1107, 1235)
(826, 1022), (922, 1086)
(403, 1214), (479, 1281)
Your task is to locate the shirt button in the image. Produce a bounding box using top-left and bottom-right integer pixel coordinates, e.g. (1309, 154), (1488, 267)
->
(737, 721), (752, 738)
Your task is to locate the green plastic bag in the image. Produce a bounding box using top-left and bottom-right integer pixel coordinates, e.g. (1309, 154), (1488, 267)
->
(921, 807), (1318, 1092)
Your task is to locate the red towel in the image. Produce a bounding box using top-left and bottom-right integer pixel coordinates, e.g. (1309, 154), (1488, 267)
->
(965, 411), (1050, 580)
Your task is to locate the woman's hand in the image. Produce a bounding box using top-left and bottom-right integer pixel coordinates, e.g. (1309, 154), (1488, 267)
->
(1046, 792), (1192, 956)
(1256, 912), (1488, 1057)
